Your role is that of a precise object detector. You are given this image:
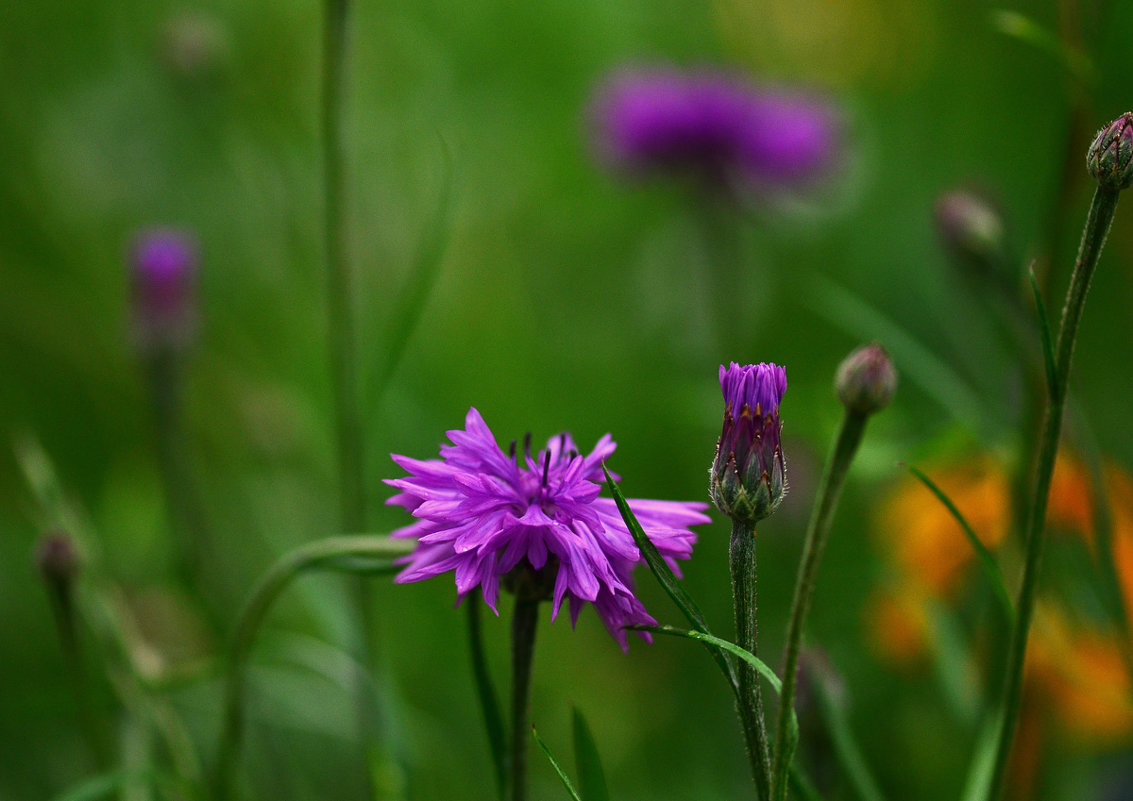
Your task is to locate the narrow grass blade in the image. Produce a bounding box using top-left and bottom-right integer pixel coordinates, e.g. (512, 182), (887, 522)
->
(812, 674), (887, 801)
(788, 766), (826, 801)
(602, 466), (734, 685)
(1028, 265), (1058, 400)
(369, 137), (455, 399)
(990, 10), (1093, 82)
(629, 623), (797, 747)
(959, 710), (1002, 801)
(532, 726), (583, 801)
(572, 708), (610, 801)
(907, 465), (1015, 624)
(49, 770), (186, 801)
(802, 272), (991, 433)
(468, 596), (508, 800)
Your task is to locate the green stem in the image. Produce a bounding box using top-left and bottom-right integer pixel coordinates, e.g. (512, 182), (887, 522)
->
(322, 0), (364, 534)
(212, 535), (410, 800)
(772, 411), (868, 801)
(985, 185), (1120, 800)
(468, 596), (508, 800)
(147, 350), (209, 589)
(730, 519), (772, 801)
(510, 598), (540, 801)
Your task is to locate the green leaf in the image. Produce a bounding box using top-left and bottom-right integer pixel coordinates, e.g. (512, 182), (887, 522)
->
(990, 10), (1093, 84)
(532, 726), (583, 801)
(812, 672), (887, 801)
(788, 765), (826, 801)
(1028, 265), (1058, 401)
(907, 465), (1015, 625)
(601, 466), (735, 686)
(629, 623), (797, 748)
(468, 596), (508, 800)
(572, 708), (610, 801)
(49, 769), (186, 801)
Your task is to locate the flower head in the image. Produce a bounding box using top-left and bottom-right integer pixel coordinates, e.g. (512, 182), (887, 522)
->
(589, 67), (840, 192)
(710, 362), (787, 524)
(130, 228), (198, 352)
(385, 408), (709, 650)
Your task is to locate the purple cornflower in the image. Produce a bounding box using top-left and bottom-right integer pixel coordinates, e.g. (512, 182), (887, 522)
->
(710, 362), (787, 524)
(590, 66), (840, 191)
(130, 228), (198, 352)
(386, 408), (710, 650)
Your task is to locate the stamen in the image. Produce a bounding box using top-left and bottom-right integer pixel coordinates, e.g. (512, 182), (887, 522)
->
(542, 450), (551, 487)
(523, 432), (532, 459)
(508, 439), (517, 459)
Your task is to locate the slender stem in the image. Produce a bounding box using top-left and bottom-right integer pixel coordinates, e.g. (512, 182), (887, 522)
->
(771, 411), (868, 801)
(322, 0), (364, 533)
(986, 186), (1120, 800)
(468, 596), (508, 800)
(148, 350), (209, 588)
(509, 598), (540, 801)
(213, 536), (410, 800)
(730, 519), (771, 801)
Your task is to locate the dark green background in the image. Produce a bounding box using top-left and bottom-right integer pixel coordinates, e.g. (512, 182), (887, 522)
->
(3, 0), (1132, 799)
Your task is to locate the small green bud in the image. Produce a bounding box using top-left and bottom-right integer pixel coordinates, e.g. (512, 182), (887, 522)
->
(1087, 112), (1133, 191)
(835, 343), (896, 416)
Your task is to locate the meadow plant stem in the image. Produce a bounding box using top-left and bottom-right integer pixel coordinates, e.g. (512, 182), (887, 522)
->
(729, 519), (771, 801)
(148, 350), (207, 587)
(213, 536), (409, 800)
(772, 411), (867, 801)
(986, 185), (1120, 800)
(468, 596), (508, 800)
(510, 598), (540, 801)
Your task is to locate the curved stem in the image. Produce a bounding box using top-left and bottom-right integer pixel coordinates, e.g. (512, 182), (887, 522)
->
(509, 598), (540, 801)
(771, 411), (867, 801)
(212, 535), (410, 800)
(985, 186), (1120, 800)
(730, 520), (771, 801)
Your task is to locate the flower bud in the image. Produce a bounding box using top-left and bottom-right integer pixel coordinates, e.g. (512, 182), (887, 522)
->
(129, 228), (199, 353)
(710, 362), (787, 524)
(35, 531), (81, 593)
(934, 189), (1007, 275)
(835, 343), (896, 416)
(1087, 112), (1133, 191)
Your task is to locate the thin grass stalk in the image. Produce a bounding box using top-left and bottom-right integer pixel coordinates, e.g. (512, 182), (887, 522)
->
(985, 185), (1120, 800)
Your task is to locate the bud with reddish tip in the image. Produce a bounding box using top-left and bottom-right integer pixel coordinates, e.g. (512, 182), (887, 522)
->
(1087, 112), (1133, 191)
(934, 189), (1007, 274)
(835, 344), (896, 417)
(710, 362), (788, 524)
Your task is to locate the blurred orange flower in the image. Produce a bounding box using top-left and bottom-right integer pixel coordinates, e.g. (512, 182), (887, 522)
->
(867, 451), (1133, 746)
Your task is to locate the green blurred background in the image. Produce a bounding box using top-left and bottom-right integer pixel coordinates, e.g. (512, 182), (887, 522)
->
(3, 0), (1133, 799)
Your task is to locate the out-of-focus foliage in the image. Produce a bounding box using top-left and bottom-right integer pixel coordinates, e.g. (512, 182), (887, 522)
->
(3, 0), (1133, 799)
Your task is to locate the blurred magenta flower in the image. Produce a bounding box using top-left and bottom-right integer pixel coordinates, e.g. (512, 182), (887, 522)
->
(589, 66), (840, 191)
(710, 362), (787, 523)
(130, 228), (198, 352)
(385, 408), (709, 649)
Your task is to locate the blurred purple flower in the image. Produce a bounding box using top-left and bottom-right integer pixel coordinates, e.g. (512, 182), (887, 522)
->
(130, 228), (198, 352)
(710, 362), (788, 523)
(386, 408), (709, 650)
(590, 67), (840, 190)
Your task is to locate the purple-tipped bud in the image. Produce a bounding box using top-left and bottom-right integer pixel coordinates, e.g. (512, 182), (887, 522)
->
(710, 362), (788, 524)
(589, 67), (840, 193)
(130, 228), (198, 352)
(1087, 112), (1133, 191)
(835, 344), (896, 416)
(35, 531), (81, 590)
(934, 189), (1006, 271)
